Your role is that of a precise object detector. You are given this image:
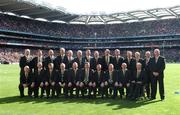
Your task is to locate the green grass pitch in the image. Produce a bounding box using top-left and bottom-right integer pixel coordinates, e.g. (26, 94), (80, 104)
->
(0, 64), (180, 115)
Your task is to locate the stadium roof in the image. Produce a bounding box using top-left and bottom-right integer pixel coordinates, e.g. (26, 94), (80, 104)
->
(0, 0), (180, 24)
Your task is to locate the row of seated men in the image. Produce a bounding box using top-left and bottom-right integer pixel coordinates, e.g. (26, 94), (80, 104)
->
(19, 48), (165, 100)
(19, 61), (146, 100)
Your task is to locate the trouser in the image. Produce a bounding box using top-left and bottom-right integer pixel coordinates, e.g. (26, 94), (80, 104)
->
(45, 84), (56, 97)
(34, 83), (45, 98)
(103, 83), (117, 98)
(129, 83), (143, 99)
(119, 84), (130, 97)
(19, 84), (33, 97)
(56, 84), (67, 97)
(151, 75), (165, 99)
(66, 85), (74, 97)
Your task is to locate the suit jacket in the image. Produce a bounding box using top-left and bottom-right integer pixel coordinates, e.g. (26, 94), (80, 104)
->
(94, 70), (105, 84)
(31, 56), (45, 71)
(20, 71), (34, 85)
(144, 58), (151, 83)
(124, 58), (136, 72)
(135, 58), (145, 70)
(19, 56), (32, 71)
(44, 56), (55, 70)
(33, 69), (45, 83)
(117, 69), (131, 84)
(68, 69), (81, 83)
(44, 69), (58, 83)
(90, 57), (102, 70)
(104, 70), (118, 84)
(112, 56), (124, 70)
(54, 55), (68, 70)
(80, 69), (94, 83)
(149, 56), (166, 77)
(66, 57), (74, 69)
(101, 56), (113, 71)
(84, 56), (93, 63)
(73, 57), (85, 69)
(57, 69), (68, 84)
(132, 70), (146, 83)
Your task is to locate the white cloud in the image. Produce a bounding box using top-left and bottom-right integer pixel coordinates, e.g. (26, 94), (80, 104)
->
(21, 0), (180, 15)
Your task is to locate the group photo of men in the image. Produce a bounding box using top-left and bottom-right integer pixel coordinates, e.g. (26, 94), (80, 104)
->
(19, 48), (166, 101)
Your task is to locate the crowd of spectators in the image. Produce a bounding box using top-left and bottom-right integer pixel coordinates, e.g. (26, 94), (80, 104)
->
(1, 14), (180, 38)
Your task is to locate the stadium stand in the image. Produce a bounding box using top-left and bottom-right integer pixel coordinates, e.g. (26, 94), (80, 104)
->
(0, 13), (180, 64)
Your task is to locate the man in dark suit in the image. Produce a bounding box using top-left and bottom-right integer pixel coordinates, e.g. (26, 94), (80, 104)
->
(66, 50), (74, 69)
(44, 63), (58, 98)
(33, 62), (45, 98)
(104, 64), (119, 99)
(44, 49), (55, 70)
(56, 63), (68, 97)
(54, 48), (68, 70)
(112, 49), (124, 70)
(90, 51), (102, 71)
(117, 63), (131, 99)
(79, 62), (94, 98)
(129, 63), (146, 100)
(102, 49), (113, 71)
(144, 51), (152, 99)
(124, 51), (136, 76)
(19, 66), (34, 97)
(135, 52), (145, 70)
(149, 49), (166, 100)
(94, 64), (105, 98)
(73, 50), (85, 69)
(68, 62), (81, 98)
(31, 49), (45, 72)
(19, 49), (32, 74)
(84, 49), (92, 63)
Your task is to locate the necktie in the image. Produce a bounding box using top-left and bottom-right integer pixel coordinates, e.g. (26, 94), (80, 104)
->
(123, 70), (125, 76)
(116, 56), (119, 63)
(85, 70), (89, 83)
(61, 71), (64, 82)
(137, 71), (140, 78)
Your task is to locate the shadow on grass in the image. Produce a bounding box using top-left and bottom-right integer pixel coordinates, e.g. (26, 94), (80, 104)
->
(0, 96), (161, 110)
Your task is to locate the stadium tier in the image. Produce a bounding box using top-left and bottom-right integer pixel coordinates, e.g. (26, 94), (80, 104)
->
(0, 13), (180, 63)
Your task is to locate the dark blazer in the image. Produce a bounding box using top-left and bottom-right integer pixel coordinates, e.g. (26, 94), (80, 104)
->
(112, 56), (124, 70)
(80, 69), (94, 83)
(104, 70), (118, 84)
(68, 69), (82, 83)
(44, 56), (55, 70)
(19, 56), (32, 71)
(94, 70), (105, 84)
(20, 72), (34, 85)
(149, 56), (166, 77)
(33, 69), (45, 83)
(90, 57), (102, 70)
(54, 55), (68, 70)
(73, 57), (85, 69)
(144, 58), (151, 83)
(101, 56), (113, 71)
(31, 56), (45, 71)
(44, 69), (58, 83)
(124, 58), (136, 72)
(57, 70), (68, 84)
(84, 56), (93, 63)
(66, 57), (74, 69)
(117, 69), (131, 84)
(132, 70), (146, 83)
(135, 58), (145, 70)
